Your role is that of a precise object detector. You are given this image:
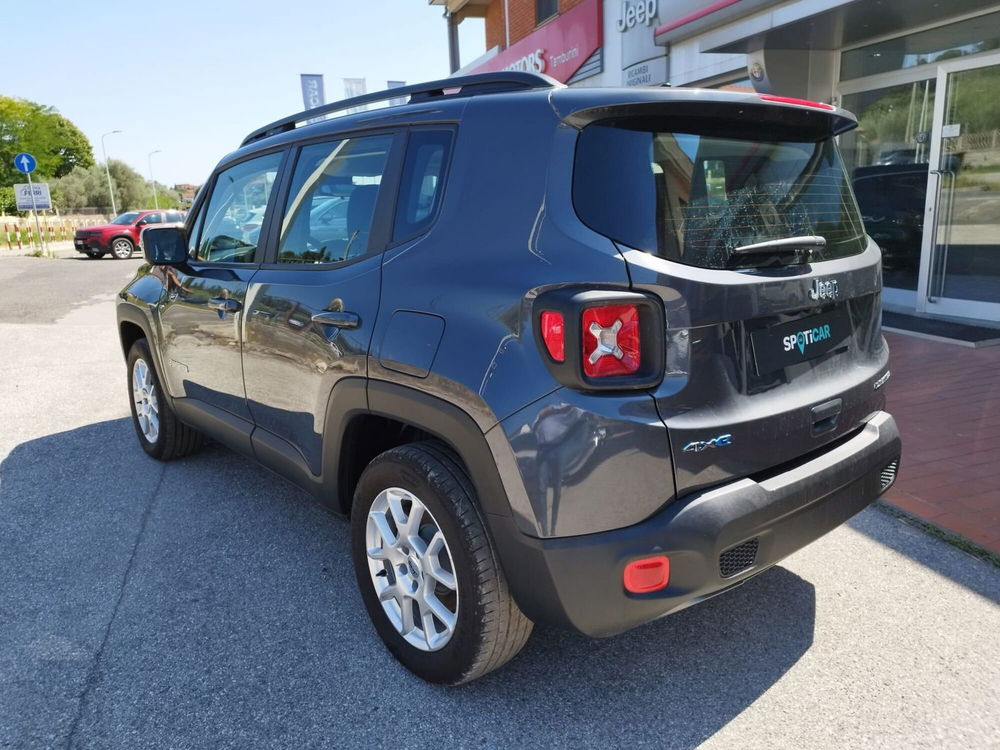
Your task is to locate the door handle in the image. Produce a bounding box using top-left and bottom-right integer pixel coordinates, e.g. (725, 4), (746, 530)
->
(311, 311), (361, 329)
(810, 398), (842, 436)
(210, 297), (242, 313)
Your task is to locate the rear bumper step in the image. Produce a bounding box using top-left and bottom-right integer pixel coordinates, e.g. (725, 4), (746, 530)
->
(493, 411), (901, 637)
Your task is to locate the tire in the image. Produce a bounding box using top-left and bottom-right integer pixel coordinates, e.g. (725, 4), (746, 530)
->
(111, 237), (134, 259)
(351, 441), (532, 685)
(126, 339), (203, 460)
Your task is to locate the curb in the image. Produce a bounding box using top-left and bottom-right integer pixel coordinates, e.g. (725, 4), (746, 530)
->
(875, 499), (1000, 568)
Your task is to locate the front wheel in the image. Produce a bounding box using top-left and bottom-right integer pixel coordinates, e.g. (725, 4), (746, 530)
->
(127, 339), (203, 460)
(351, 442), (532, 685)
(111, 237), (134, 259)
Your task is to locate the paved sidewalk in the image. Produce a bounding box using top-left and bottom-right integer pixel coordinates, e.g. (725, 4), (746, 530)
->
(0, 240), (77, 258)
(884, 331), (1000, 555)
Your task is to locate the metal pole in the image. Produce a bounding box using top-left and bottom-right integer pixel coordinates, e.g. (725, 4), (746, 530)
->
(446, 11), (460, 73)
(148, 150), (162, 210)
(25, 172), (47, 256)
(504, 0), (510, 48)
(101, 130), (122, 216)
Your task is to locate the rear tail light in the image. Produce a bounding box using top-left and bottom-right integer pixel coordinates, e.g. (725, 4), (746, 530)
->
(624, 556), (670, 593)
(539, 311), (565, 362)
(582, 304), (640, 378)
(758, 94), (836, 111)
(534, 290), (663, 391)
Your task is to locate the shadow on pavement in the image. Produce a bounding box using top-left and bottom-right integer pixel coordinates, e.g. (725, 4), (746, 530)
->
(1, 418), (816, 748)
(846, 509), (1000, 606)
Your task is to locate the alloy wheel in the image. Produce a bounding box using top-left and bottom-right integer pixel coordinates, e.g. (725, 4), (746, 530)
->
(113, 239), (132, 259)
(365, 487), (459, 651)
(132, 358), (160, 443)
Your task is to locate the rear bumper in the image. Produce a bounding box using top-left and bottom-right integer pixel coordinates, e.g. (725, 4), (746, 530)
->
(491, 411), (901, 637)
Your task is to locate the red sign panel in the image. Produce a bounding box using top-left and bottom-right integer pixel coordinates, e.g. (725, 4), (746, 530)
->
(469, 0), (602, 84)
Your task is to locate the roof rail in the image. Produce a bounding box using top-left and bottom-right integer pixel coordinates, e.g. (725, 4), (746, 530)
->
(241, 72), (560, 146)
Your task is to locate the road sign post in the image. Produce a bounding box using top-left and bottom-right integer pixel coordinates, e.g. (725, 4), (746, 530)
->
(14, 153), (48, 256)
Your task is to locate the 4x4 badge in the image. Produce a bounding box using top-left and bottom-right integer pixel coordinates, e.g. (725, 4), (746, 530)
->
(809, 278), (839, 301)
(683, 434), (733, 452)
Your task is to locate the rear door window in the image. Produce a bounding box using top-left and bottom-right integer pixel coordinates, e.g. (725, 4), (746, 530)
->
(277, 134), (393, 264)
(573, 122), (866, 268)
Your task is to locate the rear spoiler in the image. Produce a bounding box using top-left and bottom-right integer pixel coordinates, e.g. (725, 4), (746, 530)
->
(552, 88), (858, 140)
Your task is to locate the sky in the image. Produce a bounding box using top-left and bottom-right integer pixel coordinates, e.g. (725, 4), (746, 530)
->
(5, 0), (485, 187)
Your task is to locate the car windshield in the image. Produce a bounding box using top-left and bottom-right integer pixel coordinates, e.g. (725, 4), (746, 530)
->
(573, 121), (867, 268)
(110, 212), (141, 225)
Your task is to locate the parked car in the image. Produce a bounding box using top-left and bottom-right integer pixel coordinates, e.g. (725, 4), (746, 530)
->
(74, 209), (186, 259)
(118, 74), (900, 685)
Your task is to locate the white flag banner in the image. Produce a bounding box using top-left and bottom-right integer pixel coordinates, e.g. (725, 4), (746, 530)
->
(344, 78), (368, 113)
(387, 80), (407, 107)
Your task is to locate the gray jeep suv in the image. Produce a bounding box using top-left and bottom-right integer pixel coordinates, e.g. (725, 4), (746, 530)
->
(118, 73), (901, 685)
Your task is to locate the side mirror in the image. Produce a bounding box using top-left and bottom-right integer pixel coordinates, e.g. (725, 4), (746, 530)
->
(142, 225), (188, 265)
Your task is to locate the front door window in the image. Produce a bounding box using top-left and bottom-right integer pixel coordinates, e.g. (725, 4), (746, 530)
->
(194, 152), (282, 263)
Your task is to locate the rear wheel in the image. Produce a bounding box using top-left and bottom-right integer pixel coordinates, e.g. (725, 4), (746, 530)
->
(111, 237), (134, 259)
(127, 339), (203, 460)
(351, 442), (532, 685)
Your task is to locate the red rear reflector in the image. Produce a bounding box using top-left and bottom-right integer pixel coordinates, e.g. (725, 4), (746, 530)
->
(758, 94), (835, 111)
(624, 556), (670, 594)
(540, 311), (565, 362)
(581, 304), (640, 378)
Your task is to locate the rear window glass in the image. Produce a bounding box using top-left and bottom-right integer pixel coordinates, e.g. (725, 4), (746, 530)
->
(573, 122), (866, 268)
(392, 130), (453, 242)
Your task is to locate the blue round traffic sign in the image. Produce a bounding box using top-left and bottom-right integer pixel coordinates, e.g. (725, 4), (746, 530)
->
(14, 153), (36, 174)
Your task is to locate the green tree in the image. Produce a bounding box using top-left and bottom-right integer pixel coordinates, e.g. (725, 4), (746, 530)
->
(48, 113), (94, 177)
(52, 163), (107, 209)
(0, 185), (15, 214)
(108, 159), (148, 210)
(54, 159), (172, 212)
(0, 96), (94, 185)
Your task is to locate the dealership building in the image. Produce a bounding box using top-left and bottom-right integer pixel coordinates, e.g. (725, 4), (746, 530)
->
(431, 0), (1000, 326)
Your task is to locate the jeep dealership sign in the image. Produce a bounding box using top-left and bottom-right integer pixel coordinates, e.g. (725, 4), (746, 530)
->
(617, 0), (667, 86)
(468, 0), (601, 84)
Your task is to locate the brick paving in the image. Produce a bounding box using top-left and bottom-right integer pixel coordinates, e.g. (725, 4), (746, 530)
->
(883, 331), (1000, 555)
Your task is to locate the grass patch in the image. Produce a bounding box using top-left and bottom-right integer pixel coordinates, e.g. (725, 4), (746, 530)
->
(876, 499), (1000, 568)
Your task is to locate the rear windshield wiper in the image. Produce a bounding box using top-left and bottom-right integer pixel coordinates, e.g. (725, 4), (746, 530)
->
(731, 235), (826, 258)
(728, 235), (826, 267)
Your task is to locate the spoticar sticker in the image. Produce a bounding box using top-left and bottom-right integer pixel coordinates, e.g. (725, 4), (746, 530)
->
(751, 308), (851, 375)
(783, 324), (833, 354)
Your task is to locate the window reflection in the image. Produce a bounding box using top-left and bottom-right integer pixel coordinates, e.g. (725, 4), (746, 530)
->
(841, 11), (1000, 80)
(841, 81), (937, 291)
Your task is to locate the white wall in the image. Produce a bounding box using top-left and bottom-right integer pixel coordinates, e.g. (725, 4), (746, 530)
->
(668, 36), (746, 86)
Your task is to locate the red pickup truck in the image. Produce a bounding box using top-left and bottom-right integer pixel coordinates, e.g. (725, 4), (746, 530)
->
(74, 209), (186, 259)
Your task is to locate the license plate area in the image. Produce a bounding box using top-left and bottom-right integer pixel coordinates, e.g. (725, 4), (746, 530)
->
(751, 307), (851, 374)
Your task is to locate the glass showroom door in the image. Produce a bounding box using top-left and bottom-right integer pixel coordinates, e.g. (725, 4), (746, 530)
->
(919, 53), (1000, 320)
(841, 79), (936, 311)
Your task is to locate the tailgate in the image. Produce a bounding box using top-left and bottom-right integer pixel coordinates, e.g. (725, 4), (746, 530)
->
(568, 95), (890, 498)
(627, 244), (888, 496)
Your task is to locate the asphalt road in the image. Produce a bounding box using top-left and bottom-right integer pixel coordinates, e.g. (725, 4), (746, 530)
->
(1, 255), (999, 749)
